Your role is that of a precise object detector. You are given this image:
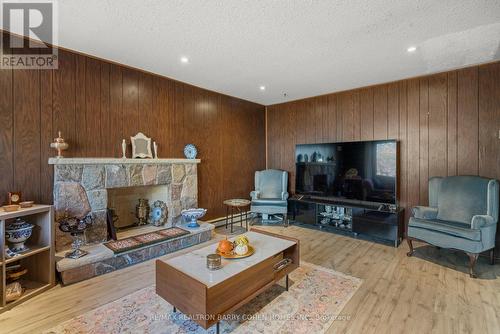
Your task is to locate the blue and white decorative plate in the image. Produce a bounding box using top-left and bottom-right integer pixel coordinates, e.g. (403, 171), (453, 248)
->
(150, 200), (167, 227)
(184, 144), (197, 159)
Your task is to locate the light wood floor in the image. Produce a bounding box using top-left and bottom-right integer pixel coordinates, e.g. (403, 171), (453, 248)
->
(1, 224), (499, 334)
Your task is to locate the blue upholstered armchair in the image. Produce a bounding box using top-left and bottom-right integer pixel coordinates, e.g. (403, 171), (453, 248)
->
(407, 176), (499, 278)
(250, 169), (289, 226)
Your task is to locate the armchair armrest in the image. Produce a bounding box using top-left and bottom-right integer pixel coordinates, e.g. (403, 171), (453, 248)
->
(471, 215), (495, 229)
(412, 206), (438, 219)
(250, 191), (260, 200)
(281, 192), (289, 201)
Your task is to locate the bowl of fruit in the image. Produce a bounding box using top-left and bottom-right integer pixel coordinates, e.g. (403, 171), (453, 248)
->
(216, 235), (254, 258)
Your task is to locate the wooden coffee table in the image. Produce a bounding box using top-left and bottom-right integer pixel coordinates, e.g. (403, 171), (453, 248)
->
(156, 228), (299, 333)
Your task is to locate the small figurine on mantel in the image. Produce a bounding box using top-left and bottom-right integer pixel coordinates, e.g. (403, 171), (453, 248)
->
(50, 131), (69, 158)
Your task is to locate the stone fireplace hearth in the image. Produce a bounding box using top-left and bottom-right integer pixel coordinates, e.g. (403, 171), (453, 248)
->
(49, 158), (200, 252)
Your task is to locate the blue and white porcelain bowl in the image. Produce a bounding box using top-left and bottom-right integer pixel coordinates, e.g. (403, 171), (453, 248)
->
(181, 208), (207, 228)
(5, 218), (34, 252)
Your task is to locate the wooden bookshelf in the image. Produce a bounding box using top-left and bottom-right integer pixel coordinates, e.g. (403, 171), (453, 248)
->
(0, 205), (54, 313)
(5, 245), (51, 265)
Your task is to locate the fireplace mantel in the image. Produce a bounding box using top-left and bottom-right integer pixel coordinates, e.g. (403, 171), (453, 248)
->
(49, 157), (200, 165)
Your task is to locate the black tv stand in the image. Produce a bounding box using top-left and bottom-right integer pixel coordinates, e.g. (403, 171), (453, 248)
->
(288, 196), (404, 247)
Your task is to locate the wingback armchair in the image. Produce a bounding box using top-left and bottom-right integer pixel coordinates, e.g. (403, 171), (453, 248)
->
(407, 176), (499, 278)
(250, 169), (289, 226)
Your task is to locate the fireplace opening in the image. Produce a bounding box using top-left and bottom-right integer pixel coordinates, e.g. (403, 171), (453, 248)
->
(107, 185), (170, 238)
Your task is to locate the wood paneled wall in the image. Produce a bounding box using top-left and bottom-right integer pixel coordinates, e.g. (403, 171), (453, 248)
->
(0, 34), (266, 220)
(267, 62), (500, 224)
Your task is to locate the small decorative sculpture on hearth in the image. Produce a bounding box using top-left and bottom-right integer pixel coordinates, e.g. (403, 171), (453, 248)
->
(135, 198), (150, 226)
(58, 213), (94, 259)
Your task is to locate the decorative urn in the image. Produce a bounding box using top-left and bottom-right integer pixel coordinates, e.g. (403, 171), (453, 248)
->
(181, 208), (207, 228)
(50, 131), (69, 158)
(58, 214), (94, 259)
(5, 218), (34, 252)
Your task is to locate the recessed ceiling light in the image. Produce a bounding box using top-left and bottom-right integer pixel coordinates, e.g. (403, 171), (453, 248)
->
(180, 56), (189, 63)
(407, 46), (417, 53)
(259, 85), (266, 91)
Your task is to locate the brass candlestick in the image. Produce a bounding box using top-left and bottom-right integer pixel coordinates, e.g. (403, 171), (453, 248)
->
(50, 131), (69, 158)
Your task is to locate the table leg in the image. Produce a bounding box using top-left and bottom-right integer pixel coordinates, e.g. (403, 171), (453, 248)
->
(285, 274), (289, 291)
(216, 321), (220, 334)
(245, 210), (248, 231)
(173, 306), (176, 313)
(230, 206), (234, 233)
(240, 208), (243, 228)
(225, 205), (228, 229)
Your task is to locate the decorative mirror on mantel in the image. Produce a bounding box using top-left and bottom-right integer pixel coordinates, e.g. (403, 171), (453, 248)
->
(131, 132), (153, 158)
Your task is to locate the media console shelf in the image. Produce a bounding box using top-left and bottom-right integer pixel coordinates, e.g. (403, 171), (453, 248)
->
(288, 197), (404, 247)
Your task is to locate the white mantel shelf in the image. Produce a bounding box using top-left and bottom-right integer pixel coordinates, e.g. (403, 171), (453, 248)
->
(48, 157), (200, 165)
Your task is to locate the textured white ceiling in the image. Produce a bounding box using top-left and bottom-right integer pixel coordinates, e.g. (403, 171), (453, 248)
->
(7, 1), (500, 104)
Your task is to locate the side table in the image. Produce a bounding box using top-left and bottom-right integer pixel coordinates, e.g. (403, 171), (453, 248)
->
(223, 199), (251, 233)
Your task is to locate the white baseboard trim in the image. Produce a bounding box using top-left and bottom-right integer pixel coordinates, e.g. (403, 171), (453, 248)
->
(202, 211), (250, 227)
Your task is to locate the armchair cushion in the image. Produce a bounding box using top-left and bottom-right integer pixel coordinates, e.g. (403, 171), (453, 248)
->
(412, 206), (438, 220)
(251, 199), (288, 207)
(408, 217), (481, 241)
(407, 225), (484, 253)
(250, 198), (288, 215)
(436, 176), (489, 225)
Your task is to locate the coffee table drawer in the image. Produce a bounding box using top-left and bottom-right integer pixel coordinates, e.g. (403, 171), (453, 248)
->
(206, 256), (279, 315)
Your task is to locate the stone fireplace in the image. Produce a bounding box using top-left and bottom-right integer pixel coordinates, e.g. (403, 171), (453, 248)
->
(49, 158), (200, 252)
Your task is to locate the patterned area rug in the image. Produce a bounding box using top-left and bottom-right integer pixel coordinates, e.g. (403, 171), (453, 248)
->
(45, 262), (361, 334)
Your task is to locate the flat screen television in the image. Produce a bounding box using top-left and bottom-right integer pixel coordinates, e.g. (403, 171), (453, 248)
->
(295, 140), (397, 205)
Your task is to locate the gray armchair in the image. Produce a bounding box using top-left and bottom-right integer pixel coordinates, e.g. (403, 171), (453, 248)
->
(250, 169), (289, 226)
(407, 176), (499, 278)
